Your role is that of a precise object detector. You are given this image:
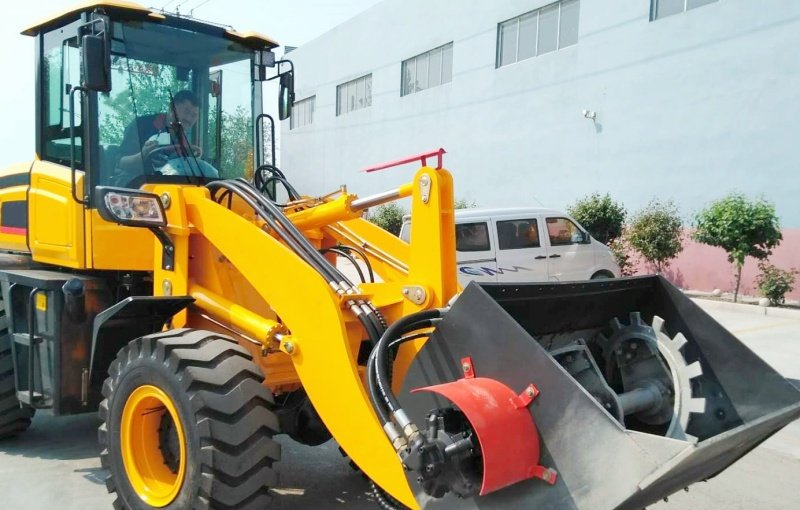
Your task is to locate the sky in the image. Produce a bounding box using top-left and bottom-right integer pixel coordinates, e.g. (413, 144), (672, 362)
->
(0, 0), (382, 167)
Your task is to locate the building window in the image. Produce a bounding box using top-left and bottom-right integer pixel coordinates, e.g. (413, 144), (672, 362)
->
(290, 96), (315, 129)
(336, 74), (372, 116)
(651, 0), (717, 20)
(401, 42), (453, 97)
(496, 0), (580, 68)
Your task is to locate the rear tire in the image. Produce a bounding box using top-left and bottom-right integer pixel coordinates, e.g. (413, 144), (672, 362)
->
(591, 271), (614, 280)
(99, 329), (281, 509)
(0, 297), (35, 439)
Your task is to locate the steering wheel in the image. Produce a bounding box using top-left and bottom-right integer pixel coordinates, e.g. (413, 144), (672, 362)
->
(145, 144), (187, 171)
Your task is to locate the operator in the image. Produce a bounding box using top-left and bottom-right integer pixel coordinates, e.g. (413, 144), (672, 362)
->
(115, 90), (218, 180)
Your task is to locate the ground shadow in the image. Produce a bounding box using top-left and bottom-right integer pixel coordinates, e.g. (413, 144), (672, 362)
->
(0, 412), (100, 462)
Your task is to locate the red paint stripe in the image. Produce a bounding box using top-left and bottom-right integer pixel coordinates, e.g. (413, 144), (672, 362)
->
(0, 226), (27, 235)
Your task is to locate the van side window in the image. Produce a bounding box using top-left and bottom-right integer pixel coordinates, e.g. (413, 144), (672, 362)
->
(497, 219), (540, 249)
(456, 222), (490, 252)
(546, 217), (587, 246)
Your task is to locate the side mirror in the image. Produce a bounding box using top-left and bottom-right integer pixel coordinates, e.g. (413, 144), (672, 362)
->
(278, 72), (295, 120)
(81, 34), (110, 92)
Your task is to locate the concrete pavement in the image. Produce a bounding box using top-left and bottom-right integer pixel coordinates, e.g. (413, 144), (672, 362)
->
(0, 299), (798, 509)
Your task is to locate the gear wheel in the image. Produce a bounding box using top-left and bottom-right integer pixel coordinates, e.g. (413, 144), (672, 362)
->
(598, 312), (706, 442)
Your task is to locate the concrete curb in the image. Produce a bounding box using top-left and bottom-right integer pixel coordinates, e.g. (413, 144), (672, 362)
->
(691, 297), (800, 319)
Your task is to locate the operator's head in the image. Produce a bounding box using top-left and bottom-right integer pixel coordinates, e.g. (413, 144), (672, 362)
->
(170, 90), (199, 129)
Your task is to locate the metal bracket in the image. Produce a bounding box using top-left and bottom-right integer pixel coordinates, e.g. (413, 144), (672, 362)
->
(419, 174), (431, 203)
(148, 227), (175, 271)
(402, 285), (427, 305)
(512, 384), (540, 409)
(460, 357), (475, 379)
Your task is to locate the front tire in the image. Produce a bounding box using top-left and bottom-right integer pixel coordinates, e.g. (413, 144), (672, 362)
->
(99, 329), (281, 509)
(0, 298), (35, 439)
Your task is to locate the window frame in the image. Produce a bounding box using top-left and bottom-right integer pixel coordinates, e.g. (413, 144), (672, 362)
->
(401, 42), (454, 97)
(336, 74), (372, 116)
(545, 217), (590, 247)
(290, 95), (315, 130)
(456, 222), (492, 253)
(497, 218), (542, 250)
(496, 0), (580, 68)
(650, 0), (719, 21)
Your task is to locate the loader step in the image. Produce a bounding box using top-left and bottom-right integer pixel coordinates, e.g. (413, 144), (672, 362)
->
(12, 333), (42, 347)
(16, 391), (45, 406)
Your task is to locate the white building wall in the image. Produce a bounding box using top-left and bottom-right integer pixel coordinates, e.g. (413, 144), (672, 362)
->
(281, 0), (800, 226)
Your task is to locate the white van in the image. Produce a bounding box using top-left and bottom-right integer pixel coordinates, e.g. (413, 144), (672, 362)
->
(399, 207), (619, 285)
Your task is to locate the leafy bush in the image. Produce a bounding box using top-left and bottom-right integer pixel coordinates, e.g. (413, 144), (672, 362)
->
(627, 199), (683, 274)
(693, 194), (782, 302)
(367, 203), (407, 236)
(567, 193), (626, 244)
(607, 231), (637, 277)
(454, 198), (477, 209)
(756, 262), (797, 306)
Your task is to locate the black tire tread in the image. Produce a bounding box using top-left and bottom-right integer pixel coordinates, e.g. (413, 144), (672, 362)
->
(98, 329), (280, 509)
(0, 305), (34, 439)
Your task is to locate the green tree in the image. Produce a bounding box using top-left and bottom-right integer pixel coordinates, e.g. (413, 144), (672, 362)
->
(100, 58), (187, 145)
(627, 199), (683, 274)
(567, 193), (626, 244)
(454, 198), (477, 209)
(693, 194), (782, 302)
(368, 203), (407, 236)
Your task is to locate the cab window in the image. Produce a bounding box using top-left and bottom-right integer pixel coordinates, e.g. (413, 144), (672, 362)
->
(456, 222), (490, 252)
(497, 219), (540, 249)
(546, 217), (588, 246)
(42, 26), (83, 167)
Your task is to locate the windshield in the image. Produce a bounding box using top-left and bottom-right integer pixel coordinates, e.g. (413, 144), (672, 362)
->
(98, 20), (256, 187)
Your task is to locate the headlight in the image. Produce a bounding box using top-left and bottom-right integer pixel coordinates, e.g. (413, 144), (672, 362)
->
(95, 187), (167, 228)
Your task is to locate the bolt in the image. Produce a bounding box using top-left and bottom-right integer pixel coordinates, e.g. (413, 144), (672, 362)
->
(565, 355), (573, 363)
(525, 388), (535, 398)
(417, 476), (424, 484)
(403, 288), (409, 295)
(165, 265), (172, 271)
(630, 342), (638, 350)
(462, 363), (471, 373)
(283, 341), (295, 354)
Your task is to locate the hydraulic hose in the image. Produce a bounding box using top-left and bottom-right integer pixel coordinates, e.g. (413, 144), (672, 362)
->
(374, 309), (444, 414)
(208, 179), (387, 347)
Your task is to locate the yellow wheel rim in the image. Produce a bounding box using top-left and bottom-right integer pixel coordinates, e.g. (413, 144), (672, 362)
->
(121, 385), (187, 507)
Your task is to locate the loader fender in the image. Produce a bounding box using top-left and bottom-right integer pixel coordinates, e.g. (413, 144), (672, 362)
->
(90, 296), (194, 380)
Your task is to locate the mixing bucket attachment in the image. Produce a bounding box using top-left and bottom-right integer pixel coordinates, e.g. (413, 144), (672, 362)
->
(399, 276), (800, 509)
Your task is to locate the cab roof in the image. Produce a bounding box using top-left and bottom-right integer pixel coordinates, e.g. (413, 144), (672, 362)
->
(21, 1), (278, 49)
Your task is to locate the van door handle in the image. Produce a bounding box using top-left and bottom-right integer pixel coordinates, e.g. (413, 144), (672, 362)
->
(549, 254), (561, 259)
(534, 255), (546, 260)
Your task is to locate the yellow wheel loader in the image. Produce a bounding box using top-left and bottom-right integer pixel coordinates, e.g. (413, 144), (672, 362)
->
(0, 2), (798, 509)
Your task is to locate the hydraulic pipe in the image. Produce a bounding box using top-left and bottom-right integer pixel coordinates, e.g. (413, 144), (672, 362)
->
(350, 182), (414, 212)
(189, 282), (283, 345)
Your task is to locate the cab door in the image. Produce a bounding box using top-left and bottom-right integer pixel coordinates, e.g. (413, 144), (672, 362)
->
(29, 25), (87, 268)
(455, 221), (497, 285)
(544, 216), (594, 281)
(493, 217), (549, 282)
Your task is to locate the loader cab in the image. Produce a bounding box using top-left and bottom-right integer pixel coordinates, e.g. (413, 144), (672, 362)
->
(23, 3), (293, 270)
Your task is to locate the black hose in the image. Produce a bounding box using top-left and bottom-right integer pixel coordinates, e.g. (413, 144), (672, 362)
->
(370, 313), (442, 415)
(208, 179), (387, 349)
(321, 247), (366, 283)
(370, 481), (410, 510)
(337, 245), (374, 283)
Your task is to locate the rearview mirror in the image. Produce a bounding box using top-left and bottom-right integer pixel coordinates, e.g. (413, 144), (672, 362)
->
(278, 72), (295, 120)
(81, 34), (110, 92)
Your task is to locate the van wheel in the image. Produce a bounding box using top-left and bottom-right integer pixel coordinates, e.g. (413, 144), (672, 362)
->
(99, 329), (281, 509)
(0, 298), (35, 439)
(591, 271), (614, 280)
